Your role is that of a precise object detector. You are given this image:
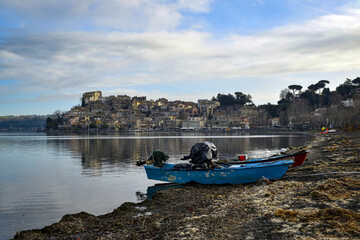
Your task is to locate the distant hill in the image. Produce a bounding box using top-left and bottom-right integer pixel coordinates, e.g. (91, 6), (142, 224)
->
(0, 115), (47, 132)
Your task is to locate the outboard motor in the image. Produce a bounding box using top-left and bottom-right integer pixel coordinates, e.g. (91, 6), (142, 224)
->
(181, 141), (217, 165)
(204, 141), (217, 159)
(147, 150), (169, 167)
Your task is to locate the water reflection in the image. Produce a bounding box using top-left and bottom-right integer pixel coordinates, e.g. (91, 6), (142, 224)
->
(50, 133), (310, 175)
(144, 183), (183, 200)
(0, 132), (312, 240)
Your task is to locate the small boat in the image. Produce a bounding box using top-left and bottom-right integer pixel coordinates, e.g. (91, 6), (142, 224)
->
(319, 128), (336, 134)
(218, 150), (309, 168)
(144, 159), (294, 184)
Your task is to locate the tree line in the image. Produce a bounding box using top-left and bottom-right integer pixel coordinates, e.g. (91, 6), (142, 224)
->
(0, 115), (47, 131)
(213, 77), (360, 130)
(259, 77), (360, 130)
(212, 92), (253, 109)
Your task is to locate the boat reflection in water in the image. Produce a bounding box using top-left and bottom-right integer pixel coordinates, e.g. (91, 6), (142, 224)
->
(136, 183), (183, 201)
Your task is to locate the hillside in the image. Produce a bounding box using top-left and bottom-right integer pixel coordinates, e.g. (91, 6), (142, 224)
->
(0, 116), (47, 132)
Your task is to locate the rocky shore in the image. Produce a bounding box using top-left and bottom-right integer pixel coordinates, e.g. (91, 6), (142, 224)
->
(13, 133), (360, 240)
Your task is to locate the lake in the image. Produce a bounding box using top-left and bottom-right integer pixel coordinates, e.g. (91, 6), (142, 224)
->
(0, 132), (312, 239)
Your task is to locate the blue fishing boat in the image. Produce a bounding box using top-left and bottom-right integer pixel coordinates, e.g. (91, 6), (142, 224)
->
(144, 159), (294, 184)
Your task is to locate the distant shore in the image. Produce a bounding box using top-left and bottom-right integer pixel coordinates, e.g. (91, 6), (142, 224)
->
(13, 132), (360, 240)
(43, 127), (303, 135)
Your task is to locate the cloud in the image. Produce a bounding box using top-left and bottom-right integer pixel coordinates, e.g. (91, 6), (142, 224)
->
(0, 0), (213, 31)
(177, 0), (214, 12)
(1, 2), (360, 107)
(1, 31), (216, 89)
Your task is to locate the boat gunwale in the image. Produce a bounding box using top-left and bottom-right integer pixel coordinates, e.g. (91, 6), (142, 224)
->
(218, 149), (309, 165)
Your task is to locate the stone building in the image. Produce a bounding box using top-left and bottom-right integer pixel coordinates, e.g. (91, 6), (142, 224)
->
(82, 91), (102, 105)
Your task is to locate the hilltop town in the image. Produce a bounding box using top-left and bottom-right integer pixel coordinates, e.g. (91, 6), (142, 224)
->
(46, 91), (256, 132)
(45, 77), (360, 132)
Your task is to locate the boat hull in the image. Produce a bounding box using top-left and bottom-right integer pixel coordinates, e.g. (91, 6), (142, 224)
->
(289, 150), (309, 167)
(144, 160), (293, 184)
(222, 150), (309, 168)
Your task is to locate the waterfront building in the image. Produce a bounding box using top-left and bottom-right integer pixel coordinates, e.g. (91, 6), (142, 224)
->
(181, 117), (206, 130)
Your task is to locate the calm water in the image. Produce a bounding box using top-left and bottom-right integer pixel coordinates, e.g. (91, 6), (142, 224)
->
(0, 132), (312, 239)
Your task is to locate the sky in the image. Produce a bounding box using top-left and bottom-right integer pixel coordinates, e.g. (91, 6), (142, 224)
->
(1, 0), (360, 116)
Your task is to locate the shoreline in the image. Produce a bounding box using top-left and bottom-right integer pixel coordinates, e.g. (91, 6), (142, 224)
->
(13, 132), (360, 239)
(42, 126), (307, 135)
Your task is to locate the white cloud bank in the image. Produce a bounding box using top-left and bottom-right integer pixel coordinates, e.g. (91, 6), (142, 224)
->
(0, 0), (213, 31)
(1, 0), (360, 106)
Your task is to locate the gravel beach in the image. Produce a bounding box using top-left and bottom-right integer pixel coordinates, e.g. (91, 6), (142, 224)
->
(13, 133), (360, 240)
